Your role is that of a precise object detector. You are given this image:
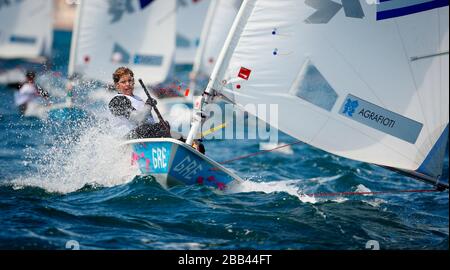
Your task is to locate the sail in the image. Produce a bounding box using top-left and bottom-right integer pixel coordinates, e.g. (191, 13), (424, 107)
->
(208, 0), (449, 181)
(68, 0), (176, 85)
(0, 0), (53, 60)
(190, 0), (242, 92)
(175, 0), (210, 65)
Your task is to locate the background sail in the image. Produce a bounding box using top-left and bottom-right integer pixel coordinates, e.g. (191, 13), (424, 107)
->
(213, 0), (449, 179)
(0, 0), (53, 60)
(190, 0), (242, 93)
(175, 0), (210, 65)
(68, 0), (176, 85)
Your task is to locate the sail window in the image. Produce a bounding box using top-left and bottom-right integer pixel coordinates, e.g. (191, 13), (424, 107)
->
(290, 61), (338, 111)
(112, 43), (131, 64)
(176, 34), (191, 48)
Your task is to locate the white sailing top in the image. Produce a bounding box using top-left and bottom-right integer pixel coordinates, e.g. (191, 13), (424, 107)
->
(14, 83), (38, 106)
(109, 94), (156, 138)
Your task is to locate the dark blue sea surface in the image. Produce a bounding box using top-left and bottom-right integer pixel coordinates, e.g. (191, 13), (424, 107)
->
(0, 31), (448, 250)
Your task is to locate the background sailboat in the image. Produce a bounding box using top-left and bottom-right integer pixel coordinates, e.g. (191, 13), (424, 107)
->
(189, 0), (243, 96)
(146, 0), (216, 134)
(1, 1), (448, 250)
(185, 0), (246, 140)
(68, 0), (176, 88)
(0, 0), (53, 85)
(174, 0), (210, 66)
(187, 0), (449, 189)
(0, 0), (53, 61)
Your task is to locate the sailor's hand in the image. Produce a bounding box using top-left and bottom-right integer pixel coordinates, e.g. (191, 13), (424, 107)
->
(145, 98), (157, 106)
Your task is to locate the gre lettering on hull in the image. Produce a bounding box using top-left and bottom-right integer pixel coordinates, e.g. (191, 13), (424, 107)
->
(152, 147), (168, 170)
(340, 94), (423, 144)
(173, 156), (204, 180)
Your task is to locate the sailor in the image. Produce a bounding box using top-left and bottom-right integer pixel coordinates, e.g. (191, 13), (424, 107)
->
(108, 67), (171, 139)
(14, 71), (49, 115)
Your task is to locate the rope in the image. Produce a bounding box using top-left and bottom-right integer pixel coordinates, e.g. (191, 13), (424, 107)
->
(219, 141), (303, 165)
(217, 141), (448, 196)
(302, 189), (442, 198)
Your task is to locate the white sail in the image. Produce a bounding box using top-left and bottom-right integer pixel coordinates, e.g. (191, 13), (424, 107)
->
(194, 0), (449, 182)
(175, 0), (210, 65)
(0, 0), (53, 60)
(190, 0), (242, 93)
(68, 0), (176, 85)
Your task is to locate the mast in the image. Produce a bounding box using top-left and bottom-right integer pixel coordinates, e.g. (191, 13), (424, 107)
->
(186, 0), (255, 145)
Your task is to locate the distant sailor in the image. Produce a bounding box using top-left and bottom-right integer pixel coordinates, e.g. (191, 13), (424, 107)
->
(14, 71), (49, 115)
(108, 67), (171, 139)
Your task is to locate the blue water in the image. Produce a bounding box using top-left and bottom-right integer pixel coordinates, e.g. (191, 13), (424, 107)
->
(0, 31), (448, 250)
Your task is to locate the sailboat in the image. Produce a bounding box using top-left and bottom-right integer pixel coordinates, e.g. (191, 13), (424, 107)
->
(0, 0), (53, 85)
(68, 0), (176, 87)
(130, 0), (449, 191)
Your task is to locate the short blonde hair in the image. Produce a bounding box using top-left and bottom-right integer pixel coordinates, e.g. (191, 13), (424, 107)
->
(113, 67), (134, 84)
